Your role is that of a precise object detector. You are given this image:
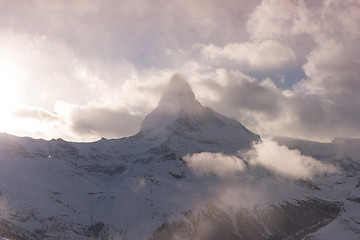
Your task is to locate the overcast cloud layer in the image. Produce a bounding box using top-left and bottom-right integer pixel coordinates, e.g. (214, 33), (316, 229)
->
(0, 0), (359, 141)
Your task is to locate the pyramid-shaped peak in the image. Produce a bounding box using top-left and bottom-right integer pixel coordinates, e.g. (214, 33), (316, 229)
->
(140, 74), (202, 135)
(167, 74), (194, 95)
(158, 74), (195, 107)
(139, 74), (260, 151)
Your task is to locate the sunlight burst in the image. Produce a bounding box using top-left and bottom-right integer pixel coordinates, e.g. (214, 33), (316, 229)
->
(0, 61), (22, 131)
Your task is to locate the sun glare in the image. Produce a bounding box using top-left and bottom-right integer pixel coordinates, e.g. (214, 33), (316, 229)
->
(0, 61), (22, 132)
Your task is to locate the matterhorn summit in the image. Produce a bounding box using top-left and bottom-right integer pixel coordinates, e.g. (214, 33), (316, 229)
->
(156, 73), (199, 112)
(139, 74), (260, 154)
(140, 74), (203, 135)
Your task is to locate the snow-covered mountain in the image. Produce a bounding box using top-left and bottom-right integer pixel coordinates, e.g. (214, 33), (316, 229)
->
(137, 74), (260, 154)
(0, 75), (359, 239)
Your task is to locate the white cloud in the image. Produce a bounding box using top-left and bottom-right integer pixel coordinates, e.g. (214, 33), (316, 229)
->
(246, 0), (313, 41)
(183, 152), (245, 177)
(184, 140), (338, 179)
(13, 105), (59, 122)
(199, 40), (295, 69)
(243, 139), (338, 179)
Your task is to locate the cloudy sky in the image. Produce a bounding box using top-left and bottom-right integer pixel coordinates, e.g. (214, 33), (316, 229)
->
(0, 0), (359, 142)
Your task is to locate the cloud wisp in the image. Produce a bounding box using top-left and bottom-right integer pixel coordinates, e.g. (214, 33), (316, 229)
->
(243, 139), (338, 179)
(198, 39), (295, 70)
(184, 139), (338, 179)
(183, 152), (245, 177)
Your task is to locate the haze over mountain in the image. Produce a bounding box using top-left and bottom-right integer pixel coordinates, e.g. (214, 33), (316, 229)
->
(1, 1), (359, 142)
(139, 74), (260, 154)
(0, 76), (359, 240)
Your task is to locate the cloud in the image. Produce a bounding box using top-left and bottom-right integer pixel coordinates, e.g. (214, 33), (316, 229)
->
(0, 0), (359, 142)
(13, 106), (59, 122)
(0, 0), (260, 68)
(243, 139), (338, 179)
(184, 140), (337, 179)
(70, 105), (143, 139)
(190, 53), (359, 141)
(253, 1), (360, 140)
(246, 0), (313, 41)
(0, 30), (106, 109)
(0, 29), (156, 141)
(183, 152), (245, 177)
(199, 40), (295, 69)
(220, 77), (281, 116)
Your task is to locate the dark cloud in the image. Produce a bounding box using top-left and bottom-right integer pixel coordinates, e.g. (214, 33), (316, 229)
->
(225, 80), (281, 116)
(70, 106), (143, 139)
(196, 68), (359, 141)
(203, 77), (281, 119)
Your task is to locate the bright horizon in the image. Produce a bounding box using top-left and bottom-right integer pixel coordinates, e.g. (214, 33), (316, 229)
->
(0, 0), (359, 142)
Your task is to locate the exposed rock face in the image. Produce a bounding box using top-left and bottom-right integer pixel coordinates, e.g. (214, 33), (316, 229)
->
(151, 199), (342, 240)
(0, 218), (36, 240)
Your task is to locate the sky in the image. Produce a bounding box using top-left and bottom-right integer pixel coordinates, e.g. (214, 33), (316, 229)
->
(0, 0), (359, 142)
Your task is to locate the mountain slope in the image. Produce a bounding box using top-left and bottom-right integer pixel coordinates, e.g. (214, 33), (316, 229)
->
(274, 136), (360, 240)
(0, 132), (350, 240)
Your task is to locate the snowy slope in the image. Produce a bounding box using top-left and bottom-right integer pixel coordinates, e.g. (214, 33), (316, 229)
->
(0, 76), (359, 239)
(274, 136), (360, 240)
(1, 133), (356, 239)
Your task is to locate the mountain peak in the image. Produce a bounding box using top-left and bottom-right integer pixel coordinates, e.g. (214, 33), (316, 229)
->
(140, 74), (201, 135)
(139, 74), (260, 152)
(158, 74), (197, 110)
(166, 74), (193, 95)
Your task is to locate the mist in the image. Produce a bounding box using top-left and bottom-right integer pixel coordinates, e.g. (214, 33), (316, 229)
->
(184, 139), (338, 179)
(183, 152), (245, 177)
